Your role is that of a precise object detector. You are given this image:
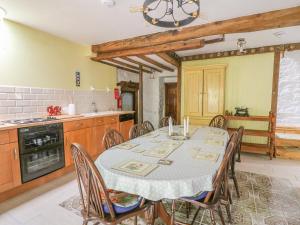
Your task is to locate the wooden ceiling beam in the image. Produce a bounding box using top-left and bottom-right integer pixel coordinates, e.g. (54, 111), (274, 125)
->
(92, 39), (205, 59)
(156, 52), (180, 67)
(137, 55), (174, 72)
(91, 58), (139, 74)
(106, 58), (152, 74)
(92, 6), (300, 53)
(120, 56), (163, 73)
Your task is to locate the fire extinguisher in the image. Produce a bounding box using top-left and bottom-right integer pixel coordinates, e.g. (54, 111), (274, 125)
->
(114, 88), (122, 109)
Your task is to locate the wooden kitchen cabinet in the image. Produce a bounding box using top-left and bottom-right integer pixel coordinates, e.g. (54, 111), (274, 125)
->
(92, 125), (106, 156)
(183, 65), (226, 125)
(0, 140), (21, 193)
(64, 128), (89, 166)
(119, 120), (134, 141)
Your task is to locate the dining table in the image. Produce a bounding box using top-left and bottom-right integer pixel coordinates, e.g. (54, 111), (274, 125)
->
(95, 125), (229, 224)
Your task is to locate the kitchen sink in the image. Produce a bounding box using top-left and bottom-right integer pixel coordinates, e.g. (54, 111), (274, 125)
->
(81, 111), (121, 117)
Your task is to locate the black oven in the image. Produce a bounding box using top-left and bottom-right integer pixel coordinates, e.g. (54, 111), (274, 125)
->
(18, 123), (65, 183)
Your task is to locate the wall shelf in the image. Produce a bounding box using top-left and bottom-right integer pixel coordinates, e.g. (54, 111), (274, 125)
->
(225, 112), (275, 159)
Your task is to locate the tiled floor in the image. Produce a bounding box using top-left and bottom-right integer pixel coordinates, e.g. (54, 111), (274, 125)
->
(0, 153), (299, 225)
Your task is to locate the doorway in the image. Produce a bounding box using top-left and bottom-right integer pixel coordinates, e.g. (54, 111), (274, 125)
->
(165, 83), (177, 122)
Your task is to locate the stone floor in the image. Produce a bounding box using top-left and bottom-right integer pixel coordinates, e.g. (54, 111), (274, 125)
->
(0, 153), (300, 225)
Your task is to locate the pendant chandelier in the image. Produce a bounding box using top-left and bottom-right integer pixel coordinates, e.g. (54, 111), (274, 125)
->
(143, 0), (200, 28)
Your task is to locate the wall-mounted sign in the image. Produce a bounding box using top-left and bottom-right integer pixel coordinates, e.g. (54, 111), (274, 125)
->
(75, 71), (80, 87)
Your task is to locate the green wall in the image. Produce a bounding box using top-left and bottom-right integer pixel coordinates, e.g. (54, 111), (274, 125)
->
(0, 20), (116, 90)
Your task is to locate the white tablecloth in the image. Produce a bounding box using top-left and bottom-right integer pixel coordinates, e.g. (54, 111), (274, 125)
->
(95, 126), (229, 201)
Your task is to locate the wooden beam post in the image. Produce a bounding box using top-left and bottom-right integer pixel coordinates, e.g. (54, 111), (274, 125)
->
(137, 55), (174, 72)
(92, 39), (205, 59)
(91, 59), (140, 74)
(271, 50), (281, 129)
(139, 65), (143, 124)
(177, 62), (182, 124)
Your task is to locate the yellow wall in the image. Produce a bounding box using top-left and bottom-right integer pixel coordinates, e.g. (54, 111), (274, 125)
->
(182, 53), (274, 143)
(0, 20), (116, 90)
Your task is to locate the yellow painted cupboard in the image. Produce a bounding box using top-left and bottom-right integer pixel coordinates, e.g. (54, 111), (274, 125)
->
(183, 65), (226, 125)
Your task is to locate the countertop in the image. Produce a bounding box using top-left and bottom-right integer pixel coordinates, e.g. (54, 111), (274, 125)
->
(0, 111), (135, 131)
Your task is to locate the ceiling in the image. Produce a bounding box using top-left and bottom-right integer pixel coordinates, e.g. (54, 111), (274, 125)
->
(0, 0), (300, 57)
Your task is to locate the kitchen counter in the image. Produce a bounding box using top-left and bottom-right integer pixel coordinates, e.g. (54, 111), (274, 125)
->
(0, 111), (135, 131)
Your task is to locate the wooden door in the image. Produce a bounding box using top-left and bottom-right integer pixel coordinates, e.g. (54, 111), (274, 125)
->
(165, 83), (178, 121)
(64, 129), (88, 167)
(0, 143), (21, 192)
(119, 120), (134, 141)
(184, 70), (204, 117)
(92, 125), (106, 156)
(203, 68), (225, 117)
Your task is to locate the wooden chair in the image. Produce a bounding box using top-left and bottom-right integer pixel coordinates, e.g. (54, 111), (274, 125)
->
(102, 129), (125, 150)
(159, 117), (176, 128)
(129, 124), (146, 139)
(228, 128), (244, 199)
(71, 143), (153, 225)
(209, 115), (227, 130)
(172, 142), (236, 225)
(142, 121), (155, 133)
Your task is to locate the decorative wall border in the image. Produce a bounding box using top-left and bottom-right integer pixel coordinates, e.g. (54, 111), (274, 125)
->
(181, 43), (300, 61)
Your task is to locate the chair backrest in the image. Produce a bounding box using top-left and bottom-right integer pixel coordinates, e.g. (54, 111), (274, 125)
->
(102, 129), (125, 150)
(209, 115), (227, 130)
(129, 124), (146, 139)
(71, 143), (116, 220)
(159, 117), (176, 128)
(142, 121), (155, 133)
(230, 127), (244, 172)
(208, 141), (235, 204)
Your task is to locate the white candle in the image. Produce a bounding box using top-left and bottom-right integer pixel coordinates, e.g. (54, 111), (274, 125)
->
(183, 118), (186, 136)
(187, 116), (189, 134)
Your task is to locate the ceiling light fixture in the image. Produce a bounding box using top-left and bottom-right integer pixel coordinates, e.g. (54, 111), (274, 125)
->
(0, 7), (7, 20)
(141, 0), (200, 28)
(237, 38), (247, 53)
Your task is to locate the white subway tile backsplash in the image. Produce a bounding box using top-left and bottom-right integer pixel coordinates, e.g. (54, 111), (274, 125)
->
(23, 106), (37, 113)
(15, 87), (30, 93)
(0, 100), (16, 107)
(8, 93), (23, 100)
(0, 86), (15, 93)
(0, 93), (8, 100)
(0, 107), (8, 114)
(16, 100), (31, 107)
(30, 88), (43, 94)
(8, 107), (22, 114)
(0, 85), (116, 120)
(23, 94), (37, 100)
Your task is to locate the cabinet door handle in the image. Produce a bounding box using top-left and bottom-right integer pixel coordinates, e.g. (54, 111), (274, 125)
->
(14, 148), (18, 160)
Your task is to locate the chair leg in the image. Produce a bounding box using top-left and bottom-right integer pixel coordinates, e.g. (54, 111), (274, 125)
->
(134, 216), (138, 225)
(218, 205), (226, 225)
(170, 200), (176, 225)
(185, 202), (191, 218)
(209, 209), (216, 225)
(233, 175), (240, 198)
(228, 189), (233, 204)
(237, 149), (241, 162)
(190, 207), (201, 225)
(224, 203), (232, 223)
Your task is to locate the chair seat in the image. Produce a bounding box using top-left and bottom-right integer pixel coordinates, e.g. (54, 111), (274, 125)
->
(184, 191), (208, 201)
(103, 193), (141, 214)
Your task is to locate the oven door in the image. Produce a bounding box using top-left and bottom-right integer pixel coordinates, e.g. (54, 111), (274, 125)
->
(20, 144), (65, 183)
